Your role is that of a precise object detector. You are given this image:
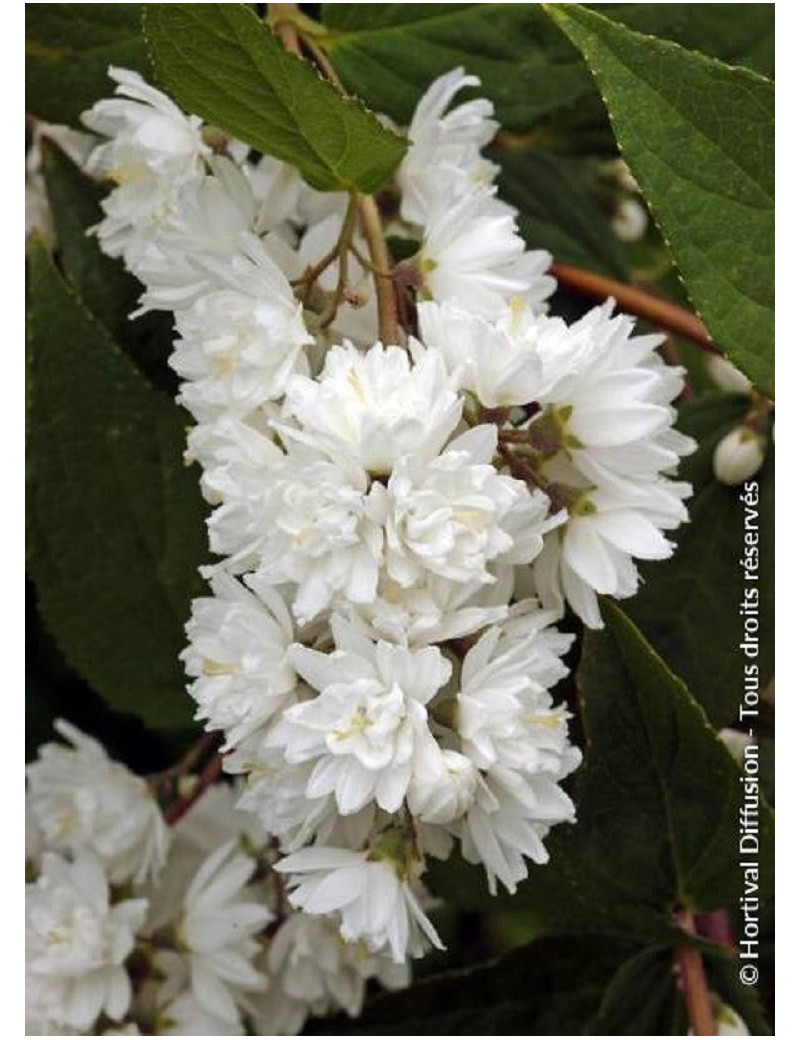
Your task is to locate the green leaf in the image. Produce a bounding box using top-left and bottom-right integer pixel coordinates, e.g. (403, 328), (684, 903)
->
(40, 138), (178, 394)
(307, 936), (632, 1035)
(602, 5), (774, 78)
(494, 150), (629, 279)
(143, 3), (406, 193)
(576, 602), (773, 911)
(545, 4), (775, 396)
(320, 4), (592, 132)
(26, 4), (148, 125)
(628, 393), (775, 728)
(27, 243), (206, 730)
(589, 946), (687, 1035)
(318, 4), (772, 145)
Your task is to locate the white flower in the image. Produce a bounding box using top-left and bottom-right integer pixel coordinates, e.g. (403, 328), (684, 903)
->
(269, 617), (451, 814)
(132, 160), (258, 311)
(706, 355), (753, 394)
(245, 154), (304, 234)
(26, 720), (169, 884)
(457, 607), (576, 774)
(158, 991), (244, 1036)
(398, 67), (499, 226)
(26, 122), (97, 247)
(178, 840), (271, 1024)
(385, 425), (557, 587)
(230, 743), (347, 852)
(407, 747), (480, 824)
(275, 846), (444, 962)
(26, 852), (148, 1032)
(200, 420), (387, 624)
(349, 568), (511, 646)
(182, 573), (298, 748)
(520, 302), (695, 626)
(713, 427), (766, 485)
(169, 235), (312, 421)
(459, 765), (578, 895)
(418, 298), (550, 407)
(418, 187), (554, 319)
(82, 66), (208, 262)
(246, 913), (409, 1034)
(282, 341), (462, 475)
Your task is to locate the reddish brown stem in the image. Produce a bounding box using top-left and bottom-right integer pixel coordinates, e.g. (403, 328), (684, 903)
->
(675, 909), (717, 1036)
(550, 261), (717, 356)
(695, 910), (736, 952)
(165, 754), (224, 826)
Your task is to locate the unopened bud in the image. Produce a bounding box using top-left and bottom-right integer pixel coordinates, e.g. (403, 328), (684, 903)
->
(343, 286), (368, 309)
(689, 1000), (750, 1035)
(611, 197), (649, 242)
(713, 427), (767, 486)
(706, 355), (753, 394)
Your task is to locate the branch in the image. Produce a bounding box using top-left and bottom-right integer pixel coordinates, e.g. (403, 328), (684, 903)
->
(164, 753), (225, 826)
(675, 909), (717, 1036)
(550, 261), (718, 356)
(150, 731), (219, 797)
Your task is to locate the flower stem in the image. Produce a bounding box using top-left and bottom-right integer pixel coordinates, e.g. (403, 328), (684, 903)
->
(267, 3), (302, 55)
(358, 194), (400, 345)
(316, 190), (360, 329)
(550, 261), (717, 355)
(275, 11), (400, 345)
(675, 908), (717, 1036)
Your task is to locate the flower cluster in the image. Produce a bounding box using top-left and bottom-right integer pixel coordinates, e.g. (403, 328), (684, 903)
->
(29, 58), (694, 1021)
(26, 725), (404, 1034)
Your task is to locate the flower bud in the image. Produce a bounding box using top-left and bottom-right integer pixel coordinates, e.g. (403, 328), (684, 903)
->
(706, 355), (753, 394)
(713, 427), (766, 485)
(611, 197), (649, 242)
(689, 1000), (750, 1035)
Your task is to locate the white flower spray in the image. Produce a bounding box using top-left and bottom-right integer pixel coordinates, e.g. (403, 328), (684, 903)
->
(27, 52), (695, 1035)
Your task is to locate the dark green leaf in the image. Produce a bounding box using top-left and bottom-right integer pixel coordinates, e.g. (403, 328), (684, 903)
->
(589, 946), (687, 1035)
(601, 4), (774, 78)
(308, 936), (632, 1035)
(320, 4), (591, 132)
(26, 4), (148, 125)
(27, 244), (206, 730)
(319, 4), (772, 145)
(546, 4), (775, 395)
(628, 393), (775, 728)
(143, 3), (406, 193)
(495, 150), (629, 278)
(41, 138), (178, 394)
(576, 602), (772, 911)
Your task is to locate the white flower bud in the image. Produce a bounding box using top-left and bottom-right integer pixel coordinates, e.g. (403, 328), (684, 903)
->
(611, 197), (649, 242)
(713, 427), (766, 485)
(706, 355), (753, 394)
(688, 1000), (750, 1035)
